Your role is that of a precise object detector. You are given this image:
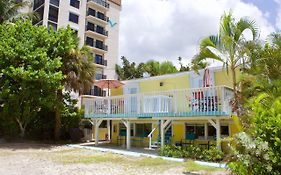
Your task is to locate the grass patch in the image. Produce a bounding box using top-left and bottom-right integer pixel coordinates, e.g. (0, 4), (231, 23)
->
(56, 153), (127, 164)
(134, 157), (178, 167)
(53, 148), (81, 154)
(185, 160), (225, 172)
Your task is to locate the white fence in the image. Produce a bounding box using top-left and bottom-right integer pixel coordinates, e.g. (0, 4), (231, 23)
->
(81, 86), (234, 118)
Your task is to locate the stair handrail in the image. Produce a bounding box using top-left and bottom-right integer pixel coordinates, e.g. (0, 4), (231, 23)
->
(148, 127), (157, 149)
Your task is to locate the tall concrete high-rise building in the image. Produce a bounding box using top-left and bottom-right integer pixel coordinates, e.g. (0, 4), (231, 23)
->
(29, 0), (121, 96)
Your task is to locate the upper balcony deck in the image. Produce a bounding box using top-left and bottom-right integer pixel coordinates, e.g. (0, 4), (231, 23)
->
(81, 86), (234, 119)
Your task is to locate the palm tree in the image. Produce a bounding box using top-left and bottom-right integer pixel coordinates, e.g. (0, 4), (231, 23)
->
(192, 12), (259, 115)
(52, 29), (95, 140)
(0, 0), (36, 24)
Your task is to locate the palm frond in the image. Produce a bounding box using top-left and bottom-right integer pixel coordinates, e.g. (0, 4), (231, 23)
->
(234, 17), (259, 42)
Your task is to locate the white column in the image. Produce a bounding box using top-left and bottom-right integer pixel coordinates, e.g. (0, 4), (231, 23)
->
(160, 120), (165, 147)
(107, 120), (111, 141)
(216, 119), (221, 149)
(107, 98), (111, 114)
(94, 120), (103, 146)
(204, 122), (208, 140)
(126, 121), (131, 150)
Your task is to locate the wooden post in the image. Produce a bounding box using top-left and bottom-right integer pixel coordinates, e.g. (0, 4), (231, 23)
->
(204, 122), (208, 140)
(208, 119), (221, 150)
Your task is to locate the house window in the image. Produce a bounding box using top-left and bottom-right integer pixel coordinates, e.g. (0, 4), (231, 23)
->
(185, 124), (204, 139)
(119, 123), (134, 137)
(135, 123), (152, 137)
(208, 124), (229, 139)
(99, 121), (107, 128)
(69, 12), (79, 24)
(70, 0), (80, 9)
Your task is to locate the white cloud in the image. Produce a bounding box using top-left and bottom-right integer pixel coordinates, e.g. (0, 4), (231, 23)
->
(274, 0), (281, 29)
(119, 0), (275, 66)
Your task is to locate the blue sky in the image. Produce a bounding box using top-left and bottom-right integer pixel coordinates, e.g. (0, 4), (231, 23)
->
(243, 0), (278, 27)
(119, 0), (280, 66)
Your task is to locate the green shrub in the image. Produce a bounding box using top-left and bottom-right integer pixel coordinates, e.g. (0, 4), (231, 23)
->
(160, 144), (224, 162)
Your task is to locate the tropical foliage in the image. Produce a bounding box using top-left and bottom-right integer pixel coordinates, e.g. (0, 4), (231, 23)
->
(116, 56), (186, 80)
(160, 145), (224, 162)
(0, 21), (95, 139)
(0, 0), (36, 24)
(192, 12), (259, 114)
(228, 33), (281, 174)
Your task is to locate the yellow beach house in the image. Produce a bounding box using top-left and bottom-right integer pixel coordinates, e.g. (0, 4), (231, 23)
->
(80, 66), (241, 151)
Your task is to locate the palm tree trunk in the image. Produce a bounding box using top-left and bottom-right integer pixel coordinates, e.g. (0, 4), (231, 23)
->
(231, 66), (240, 117)
(54, 89), (63, 140)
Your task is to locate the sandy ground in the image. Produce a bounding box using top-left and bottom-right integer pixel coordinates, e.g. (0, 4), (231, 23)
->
(0, 142), (229, 175)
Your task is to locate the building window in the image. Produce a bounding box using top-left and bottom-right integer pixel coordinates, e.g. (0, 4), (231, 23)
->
(33, 0), (45, 10)
(48, 6), (59, 23)
(135, 124), (152, 137)
(95, 54), (103, 64)
(50, 0), (59, 6)
(70, 0), (80, 9)
(96, 25), (104, 34)
(69, 12), (79, 24)
(33, 5), (44, 24)
(95, 40), (104, 49)
(87, 8), (96, 17)
(97, 11), (105, 20)
(87, 22), (95, 31)
(85, 37), (94, 47)
(48, 21), (57, 31)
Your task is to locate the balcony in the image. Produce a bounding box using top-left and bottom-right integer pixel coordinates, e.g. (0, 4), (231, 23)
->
(85, 37), (108, 52)
(86, 10), (109, 26)
(81, 86), (234, 119)
(86, 24), (108, 37)
(87, 0), (109, 11)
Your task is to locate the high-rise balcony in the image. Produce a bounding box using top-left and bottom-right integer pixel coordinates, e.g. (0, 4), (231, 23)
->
(85, 37), (108, 52)
(86, 24), (108, 37)
(87, 0), (109, 10)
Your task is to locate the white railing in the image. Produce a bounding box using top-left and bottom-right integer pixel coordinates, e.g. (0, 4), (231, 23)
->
(81, 86), (234, 118)
(148, 128), (157, 149)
